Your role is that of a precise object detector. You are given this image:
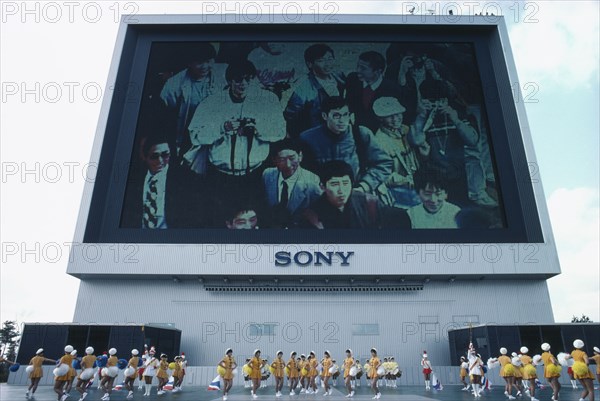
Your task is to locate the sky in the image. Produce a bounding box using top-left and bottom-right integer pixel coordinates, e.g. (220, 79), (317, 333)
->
(1, 1), (598, 329)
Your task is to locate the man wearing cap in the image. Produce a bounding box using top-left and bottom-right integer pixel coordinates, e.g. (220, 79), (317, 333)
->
(219, 348), (236, 401)
(27, 348), (55, 399)
(188, 60), (286, 206)
(54, 345), (75, 401)
(123, 349), (139, 400)
(372, 96), (430, 208)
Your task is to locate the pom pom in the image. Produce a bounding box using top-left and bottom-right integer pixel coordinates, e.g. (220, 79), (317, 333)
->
(349, 366), (358, 377)
(9, 363), (20, 372)
(572, 361), (590, 377)
(242, 364), (252, 375)
(487, 358), (500, 370)
(96, 355), (108, 368)
(53, 364), (69, 377)
(557, 353), (571, 367)
(524, 364), (537, 377)
(138, 358), (144, 367)
(377, 366), (385, 376)
(328, 365), (339, 374)
(169, 362), (177, 370)
(532, 355), (543, 366)
(124, 366), (135, 377)
(284, 367), (290, 376)
(80, 368), (94, 381)
(301, 367), (308, 376)
(117, 359), (128, 370)
(106, 366), (119, 378)
(268, 365), (275, 374)
(72, 359), (81, 370)
(391, 367), (399, 375)
(26, 365), (34, 374)
(547, 364), (562, 376)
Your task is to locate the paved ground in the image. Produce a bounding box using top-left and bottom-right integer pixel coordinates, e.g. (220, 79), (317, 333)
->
(2, 383), (598, 401)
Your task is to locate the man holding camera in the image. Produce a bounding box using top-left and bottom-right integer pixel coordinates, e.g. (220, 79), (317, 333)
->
(188, 60), (286, 208)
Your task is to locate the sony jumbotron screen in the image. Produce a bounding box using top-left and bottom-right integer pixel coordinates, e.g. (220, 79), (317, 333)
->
(119, 41), (506, 234)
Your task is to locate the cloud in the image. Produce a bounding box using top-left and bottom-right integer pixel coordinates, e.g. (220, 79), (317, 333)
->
(546, 187), (600, 322)
(508, 1), (600, 89)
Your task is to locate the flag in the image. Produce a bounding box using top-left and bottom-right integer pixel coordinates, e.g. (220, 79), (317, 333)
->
(481, 376), (492, 390)
(163, 376), (175, 391)
(431, 373), (443, 390)
(208, 375), (221, 391)
(113, 381), (125, 391)
(535, 379), (545, 390)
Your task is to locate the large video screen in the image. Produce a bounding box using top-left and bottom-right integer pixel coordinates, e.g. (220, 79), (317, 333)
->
(120, 41), (506, 233)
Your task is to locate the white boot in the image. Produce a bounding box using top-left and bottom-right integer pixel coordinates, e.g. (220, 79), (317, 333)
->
(570, 379), (578, 389)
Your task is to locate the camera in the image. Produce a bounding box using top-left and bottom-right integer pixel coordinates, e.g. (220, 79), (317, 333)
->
(238, 117), (257, 137)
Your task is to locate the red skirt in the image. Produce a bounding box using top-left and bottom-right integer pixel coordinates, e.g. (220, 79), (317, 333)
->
(423, 368), (432, 375)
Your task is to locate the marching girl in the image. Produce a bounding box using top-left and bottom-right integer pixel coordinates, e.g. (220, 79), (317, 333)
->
(100, 348), (118, 401)
(249, 349), (265, 399)
(344, 349), (356, 398)
(510, 353), (525, 397)
(497, 347), (515, 399)
(65, 349), (78, 396)
(354, 359), (363, 388)
(137, 345), (149, 390)
(321, 351), (333, 396)
(271, 350), (285, 397)
(75, 347), (95, 401)
(155, 354), (169, 395)
(179, 353), (187, 390)
(382, 357), (389, 387)
(390, 357), (400, 388)
(299, 354), (308, 393)
(369, 348), (382, 399)
(219, 348), (236, 401)
(54, 345), (74, 401)
(172, 356), (183, 392)
(286, 351), (299, 396)
(26, 348), (56, 399)
(519, 347), (539, 401)
(593, 347), (600, 385)
(308, 351), (319, 394)
(421, 351), (432, 391)
(142, 347), (158, 396)
(123, 348), (139, 400)
(467, 344), (483, 398)
(567, 339), (595, 401)
(540, 343), (561, 401)
(332, 360), (340, 387)
(459, 356), (469, 391)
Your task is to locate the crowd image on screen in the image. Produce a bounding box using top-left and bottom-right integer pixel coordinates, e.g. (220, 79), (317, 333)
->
(120, 42), (505, 231)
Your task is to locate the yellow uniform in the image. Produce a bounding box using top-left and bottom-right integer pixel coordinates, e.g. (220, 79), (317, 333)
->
(156, 359), (169, 380)
(28, 356), (45, 379)
(249, 357), (263, 380)
(308, 358), (318, 377)
(299, 360), (308, 377)
(369, 357), (380, 378)
(571, 349), (594, 380)
(520, 355), (536, 379)
(287, 358), (298, 378)
(220, 356), (236, 380)
(55, 355), (74, 381)
(344, 357), (355, 378)
(322, 357), (332, 378)
(271, 357), (284, 378)
(127, 357), (139, 379)
(498, 355), (512, 377)
(592, 355), (600, 375)
(541, 352), (560, 378)
(107, 356), (118, 368)
(460, 362), (468, 378)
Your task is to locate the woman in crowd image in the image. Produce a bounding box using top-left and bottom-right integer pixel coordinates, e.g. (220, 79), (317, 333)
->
(567, 339), (595, 401)
(75, 347), (95, 401)
(286, 351), (299, 396)
(344, 349), (356, 398)
(219, 348), (236, 401)
(321, 350), (333, 396)
(540, 343), (561, 401)
(54, 345), (74, 401)
(421, 350), (432, 391)
(497, 347), (515, 399)
(271, 350), (285, 397)
(142, 347), (158, 396)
